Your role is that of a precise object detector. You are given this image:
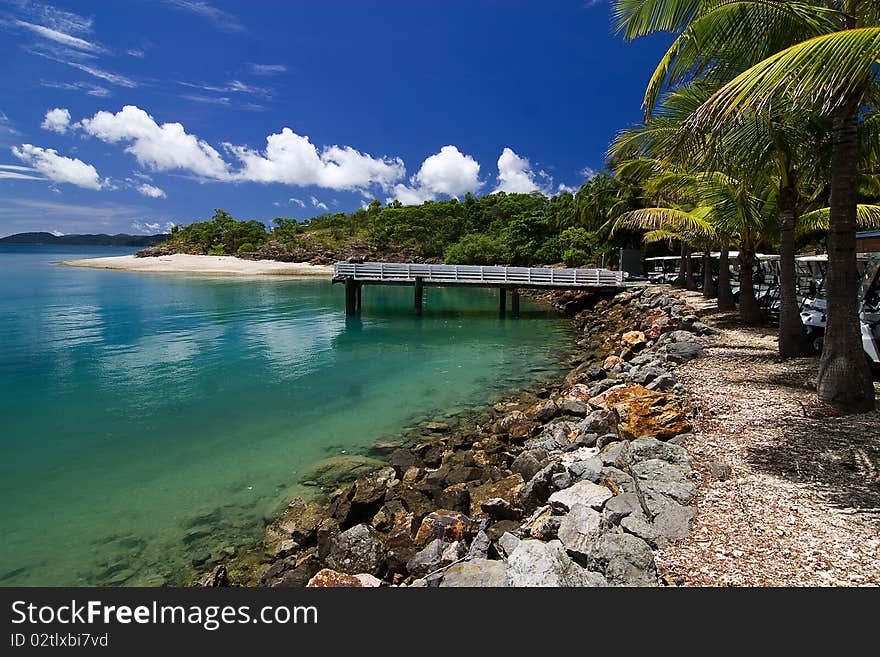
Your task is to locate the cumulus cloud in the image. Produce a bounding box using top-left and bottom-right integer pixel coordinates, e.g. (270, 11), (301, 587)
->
(225, 127), (405, 190)
(41, 107), (71, 133)
(390, 145), (481, 204)
(11, 143), (103, 189)
(495, 147), (544, 194)
(79, 105), (229, 179)
(310, 196), (328, 210)
(289, 197), (306, 208)
(136, 183), (166, 198)
(580, 166), (599, 180)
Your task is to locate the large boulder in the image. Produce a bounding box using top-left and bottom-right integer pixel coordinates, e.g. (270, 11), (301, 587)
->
(414, 510), (472, 547)
(663, 342), (704, 364)
(511, 448), (550, 481)
(469, 474), (524, 519)
(439, 559), (509, 587)
(406, 539), (465, 577)
(325, 524), (385, 576)
(628, 436), (691, 468)
(548, 480), (613, 512)
(274, 498), (327, 546)
(587, 532), (657, 586)
(589, 384), (691, 440)
(306, 568), (365, 588)
(557, 503), (605, 559)
(506, 539), (607, 587)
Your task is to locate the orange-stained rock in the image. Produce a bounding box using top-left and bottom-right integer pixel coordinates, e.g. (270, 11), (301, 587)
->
(562, 383), (594, 403)
(469, 474), (525, 519)
(622, 330), (646, 347)
(413, 510), (472, 546)
(306, 568), (363, 587)
(602, 355), (623, 370)
(589, 383), (690, 440)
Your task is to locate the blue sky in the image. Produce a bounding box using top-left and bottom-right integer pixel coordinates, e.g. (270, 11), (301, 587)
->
(0, 0), (671, 236)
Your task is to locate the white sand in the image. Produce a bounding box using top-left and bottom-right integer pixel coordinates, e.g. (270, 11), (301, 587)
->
(60, 254), (334, 277)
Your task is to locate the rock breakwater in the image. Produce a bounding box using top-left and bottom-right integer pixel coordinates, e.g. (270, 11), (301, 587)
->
(197, 285), (714, 588)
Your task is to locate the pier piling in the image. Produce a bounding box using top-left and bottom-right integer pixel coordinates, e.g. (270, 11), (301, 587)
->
(414, 277), (424, 316)
(499, 287), (506, 318)
(511, 289), (520, 318)
(345, 278), (359, 315)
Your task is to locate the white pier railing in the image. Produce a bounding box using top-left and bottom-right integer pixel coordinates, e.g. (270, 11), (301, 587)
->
(332, 262), (624, 288)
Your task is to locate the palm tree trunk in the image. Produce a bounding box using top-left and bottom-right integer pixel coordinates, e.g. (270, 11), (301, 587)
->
(738, 250), (762, 324)
(675, 241), (687, 287)
(685, 249), (696, 290)
(817, 98), (875, 412)
(717, 243), (734, 311)
(778, 185), (805, 357)
(702, 252), (715, 298)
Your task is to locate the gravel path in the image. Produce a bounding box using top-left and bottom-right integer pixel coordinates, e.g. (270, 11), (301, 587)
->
(655, 292), (880, 586)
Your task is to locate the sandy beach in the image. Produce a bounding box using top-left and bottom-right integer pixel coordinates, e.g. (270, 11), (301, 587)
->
(60, 254), (334, 277)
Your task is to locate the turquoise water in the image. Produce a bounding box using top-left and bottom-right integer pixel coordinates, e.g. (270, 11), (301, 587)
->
(0, 245), (571, 586)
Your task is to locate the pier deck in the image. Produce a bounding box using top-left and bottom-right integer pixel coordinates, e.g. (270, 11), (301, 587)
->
(332, 262), (624, 316)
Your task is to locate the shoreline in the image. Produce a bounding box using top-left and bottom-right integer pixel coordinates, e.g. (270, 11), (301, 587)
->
(198, 285), (706, 587)
(59, 254), (334, 277)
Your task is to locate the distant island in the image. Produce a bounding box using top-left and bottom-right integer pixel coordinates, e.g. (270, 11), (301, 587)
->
(0, 232), (167, 247)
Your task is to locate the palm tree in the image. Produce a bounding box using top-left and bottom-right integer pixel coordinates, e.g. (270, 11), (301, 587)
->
(613, 0), (879, 412)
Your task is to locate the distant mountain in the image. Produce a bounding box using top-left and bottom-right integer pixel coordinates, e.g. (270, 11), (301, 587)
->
(0, 232), (166, 246)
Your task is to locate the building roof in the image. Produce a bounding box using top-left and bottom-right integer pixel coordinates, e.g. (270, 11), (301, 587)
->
(857, 229), (880, 238)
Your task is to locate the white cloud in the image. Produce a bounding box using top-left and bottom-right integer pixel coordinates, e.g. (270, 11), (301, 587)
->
(310, 196), (328, 210)
(127, 48), (145, 58)
(164, 1), (244, 32)
(40, 80), (111, 97)
(41, 107), (71, 133)
(136, 183), (166, 198)
(50, 229), (65, 236)
(225, 127), (405, 190)
(390, 145), (481, 204)
(11, 143), (103, 189)
(557, 183), (579, 194)
(79, 105), (229, 179)
(249, 63), (286, 75)
(14, 19), (103, 53)
(0, 110), (22, 137)
(182, 94), (231, 105)
(580, 166), (599, 180)
(495, 147), (543, 194)
(178, 79), (270, 97)
(289, 197), (306, 207)
(130, 220), (165, 234)
(67, 62), (137, 88)
(0, 163), (44, 181)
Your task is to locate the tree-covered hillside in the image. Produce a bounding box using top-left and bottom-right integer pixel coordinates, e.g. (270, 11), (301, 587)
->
(143, 174), (645, 268)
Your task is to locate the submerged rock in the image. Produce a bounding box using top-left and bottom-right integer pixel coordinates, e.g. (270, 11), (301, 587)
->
(303, 455), (385, 488)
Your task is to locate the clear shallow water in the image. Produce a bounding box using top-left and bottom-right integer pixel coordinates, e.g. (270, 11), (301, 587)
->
(0, 245), (571, 586)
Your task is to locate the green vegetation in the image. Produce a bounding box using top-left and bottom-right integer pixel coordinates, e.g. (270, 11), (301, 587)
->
(153, 177), (644, 268)
(154, 1), (880, 414)
(610, 0), (880, 412)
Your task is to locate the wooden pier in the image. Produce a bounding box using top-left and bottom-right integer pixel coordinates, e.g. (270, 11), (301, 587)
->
(332, 262), (625, 316)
